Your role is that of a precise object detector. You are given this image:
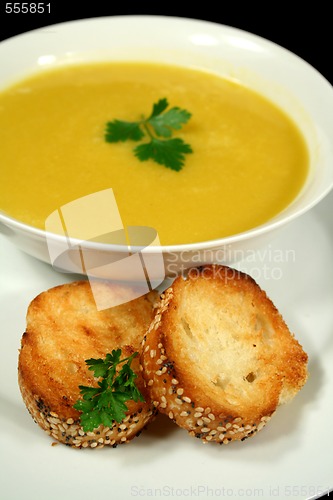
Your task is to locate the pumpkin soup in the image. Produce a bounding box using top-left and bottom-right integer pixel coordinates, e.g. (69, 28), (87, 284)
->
(0, 62), (308, 245)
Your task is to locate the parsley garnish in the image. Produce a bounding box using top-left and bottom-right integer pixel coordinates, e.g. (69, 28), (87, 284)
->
(73, 349), (144, 432)
(105, 98), (192, 171)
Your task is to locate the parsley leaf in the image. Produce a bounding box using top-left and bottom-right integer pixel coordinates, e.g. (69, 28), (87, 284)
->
(149, 107), (192, 138)
(149, 97), (169, 118)
(105, 120), (144, 142)
(73, 349), (144, 432)
(105, 98), (192, 170)
(135, 137), (193, 172)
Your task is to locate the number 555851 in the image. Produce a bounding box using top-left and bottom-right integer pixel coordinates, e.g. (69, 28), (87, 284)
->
(5, 3), (51, 14)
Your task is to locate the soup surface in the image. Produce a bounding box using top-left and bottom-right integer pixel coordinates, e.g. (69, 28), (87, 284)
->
(0, 62), (308, 245)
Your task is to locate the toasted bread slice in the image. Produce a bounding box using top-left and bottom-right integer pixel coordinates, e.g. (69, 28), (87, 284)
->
(141, 265), (308, 444)
(18, 281), (158, 448)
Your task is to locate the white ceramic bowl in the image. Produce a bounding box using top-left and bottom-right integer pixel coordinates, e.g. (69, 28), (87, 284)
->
(1, 15), (333, 283)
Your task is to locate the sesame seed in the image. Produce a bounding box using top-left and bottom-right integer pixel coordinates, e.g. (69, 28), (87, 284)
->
(168, 411), (174, 419)
(206, 435), (213, 441)
(194, 412), (202, 418)
(204, 407), (211, 414)
(161, 367), (167, 374)
(208, 413), (215, 421)
(159, 402), (167, 409)
(161, 396), (167, 403)
(66, 418), (74, 425)
(219, 433), (224, 440)
(201, 427), (210, 433)
(98, 438), (104, 444)
(82, 442), (89, 448)
(195, 407), (204, 412)
(176, 388), (184, 396)
(160, 355), (167, 361)
(148, 379), (154, 386)
(49, 417), (61, 425)
(245, 425), (252, 430)
(119, 424), (127, 430)
(171, 379), (179, 385)
(197, 419), (204, 426)
(202, 417), (211, 424)
(234, 417), (242, 423)
(121, 437), (127, 442)
(183, 397), (191, 403)
(168, 388), (173, 395)
(223, 438), (229, 445)
(225, 423), (232, 429)
(233, 424), (240, 429)
(50, 412), (59, 418)
(156, 359), (163, 365)
(257, 422), (265, 431)
(158, 343), (163, 349)
(217, 426), (226, 432)
(155, 370), (162, 376)
(180, 411), (188, 417)
(210, 430), (217, 435)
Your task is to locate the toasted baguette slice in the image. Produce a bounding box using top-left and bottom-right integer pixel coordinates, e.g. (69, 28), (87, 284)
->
(141, 265), (308, 444)
(18, 281), (158, 448)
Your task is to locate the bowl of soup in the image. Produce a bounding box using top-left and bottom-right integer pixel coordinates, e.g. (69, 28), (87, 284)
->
(0, 15), (332, 283)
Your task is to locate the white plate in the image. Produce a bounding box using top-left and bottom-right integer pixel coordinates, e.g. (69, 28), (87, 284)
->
(1, 189), (332, 500)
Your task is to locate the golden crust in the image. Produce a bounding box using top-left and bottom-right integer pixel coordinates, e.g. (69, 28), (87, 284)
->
(141, 265), (308, 444)
(18, 281), (159, 448)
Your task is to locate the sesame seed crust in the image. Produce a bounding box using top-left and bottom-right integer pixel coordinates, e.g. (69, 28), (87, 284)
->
(19, 371), (157, 448)
(141, 265), (308, 444)
(18, 281), (159, 448)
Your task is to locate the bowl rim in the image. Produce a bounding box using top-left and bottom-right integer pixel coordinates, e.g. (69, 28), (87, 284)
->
(1, 181), (332, 255)
(1, 14), (333, 254)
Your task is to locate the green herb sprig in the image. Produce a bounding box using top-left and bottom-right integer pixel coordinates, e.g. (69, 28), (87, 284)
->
(73, 349), (144, 432)
(105, 98), (192, 171)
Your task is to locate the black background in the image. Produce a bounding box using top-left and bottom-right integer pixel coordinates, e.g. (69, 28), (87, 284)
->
(0, 3), (331, 500)
(0, 2), (332, 85)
